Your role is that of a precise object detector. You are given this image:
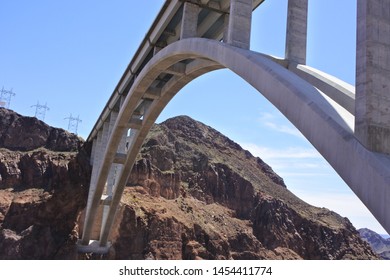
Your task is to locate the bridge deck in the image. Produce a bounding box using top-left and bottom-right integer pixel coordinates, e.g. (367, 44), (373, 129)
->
(88, 0), (265, 142)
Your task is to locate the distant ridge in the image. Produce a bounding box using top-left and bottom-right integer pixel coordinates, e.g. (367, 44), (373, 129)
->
(359, 228), (390, 260)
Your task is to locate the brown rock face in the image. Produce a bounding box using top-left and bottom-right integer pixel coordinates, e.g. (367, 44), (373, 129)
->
(0, 108), (81, 152)
(107, 116), (378, 260)
(0, 109), (378, 259)
(0, 108), (90, 259)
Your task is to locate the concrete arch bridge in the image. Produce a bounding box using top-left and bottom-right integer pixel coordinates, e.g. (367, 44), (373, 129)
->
(78, 0), (390, 253)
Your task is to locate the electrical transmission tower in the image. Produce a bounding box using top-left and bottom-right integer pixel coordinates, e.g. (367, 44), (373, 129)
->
(65, 113), (82, 135)
(31, 101), (50, 121)
(0, 87), (16, 109)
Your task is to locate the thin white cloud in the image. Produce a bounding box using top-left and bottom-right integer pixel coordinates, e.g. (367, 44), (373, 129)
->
(281, 172), (332, 177)
(258, 112), (304, 138)
(241, 143), (329, 178)
(290, 162), (325, 169)
(241, 143), (321, 160)
(264, 121), (304, 138)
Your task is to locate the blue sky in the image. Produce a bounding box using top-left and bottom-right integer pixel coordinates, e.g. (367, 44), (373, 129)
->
(0, 0), (387, 235)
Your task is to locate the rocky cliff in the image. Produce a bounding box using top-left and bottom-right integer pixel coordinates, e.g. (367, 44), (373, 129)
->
(107, 116), (377, 260)
(0, 108), (81, 152)
(0, 108), (378, 259)
(0, 108), (90, 259)
(359, 228), (390, 259)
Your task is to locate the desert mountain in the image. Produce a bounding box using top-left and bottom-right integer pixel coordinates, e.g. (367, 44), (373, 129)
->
(0, 108), (378, 259)
(108, 115), (377, 259)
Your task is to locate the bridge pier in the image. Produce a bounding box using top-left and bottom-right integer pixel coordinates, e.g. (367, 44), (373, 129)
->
(80, 120), (110, 246)
(85, 122), (109, 218)
(106, 111), (127, 196)
(355, 0), (390, 154)
(80, 109), (129, 250)
(285, 0), (308, 65)
(100, 111), (128, 239)
(225, 0), (253, 49)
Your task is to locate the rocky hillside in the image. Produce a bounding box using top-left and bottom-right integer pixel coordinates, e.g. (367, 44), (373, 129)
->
(0, 107), (81, 152)
(0, 108), (90, 259)
(105, 115), (377, 260)
(359, 228), (390, 259)
(0, 108), (378, 259)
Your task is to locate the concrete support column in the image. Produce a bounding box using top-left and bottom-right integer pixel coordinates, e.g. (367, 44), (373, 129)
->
(180, 2), (199, 39)
(285, 0), (308, 65)
(90, 138), (97, 165)
(100, 130), (127, 240)
(126, 128), (138, 151)
(85, 132), (102, 214)
(107, 131), (127, 195)
(106, 112), (119, 195)
(87, 122), (109, 208)
(82, 121), (109, 240)
(355, 0), (390, 154)
(225, 0), (253, 49)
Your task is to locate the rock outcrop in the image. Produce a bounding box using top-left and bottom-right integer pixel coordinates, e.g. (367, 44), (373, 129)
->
(0, 108), (81, 152)
(107, 116), (378, 260)
(0, 108), (90, 259)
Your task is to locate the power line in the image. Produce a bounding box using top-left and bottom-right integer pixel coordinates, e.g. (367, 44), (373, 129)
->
(31, 101), (50, 121)
(0, 87), (16, 109)
(64, 113), (82, 135)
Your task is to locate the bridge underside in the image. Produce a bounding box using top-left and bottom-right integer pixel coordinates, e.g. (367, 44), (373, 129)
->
(79, 38), (390, 253)
(78, 0), (390, 253)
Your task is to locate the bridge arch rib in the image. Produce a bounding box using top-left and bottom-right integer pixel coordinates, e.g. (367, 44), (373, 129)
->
(80, 38), (390, 251)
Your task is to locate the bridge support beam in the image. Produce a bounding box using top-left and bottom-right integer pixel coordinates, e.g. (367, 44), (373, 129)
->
(180, 2), (200, 39)
(355, 0), (390, 154)
(106, 112), (121, 195)
(86, 122), (109, 215)
(86, 132), (102, 214)
(225, 0), (253, 49)
(285, 0), (308, 65)
(81, 120), (110, 244)
(100, 112), (127, 239)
